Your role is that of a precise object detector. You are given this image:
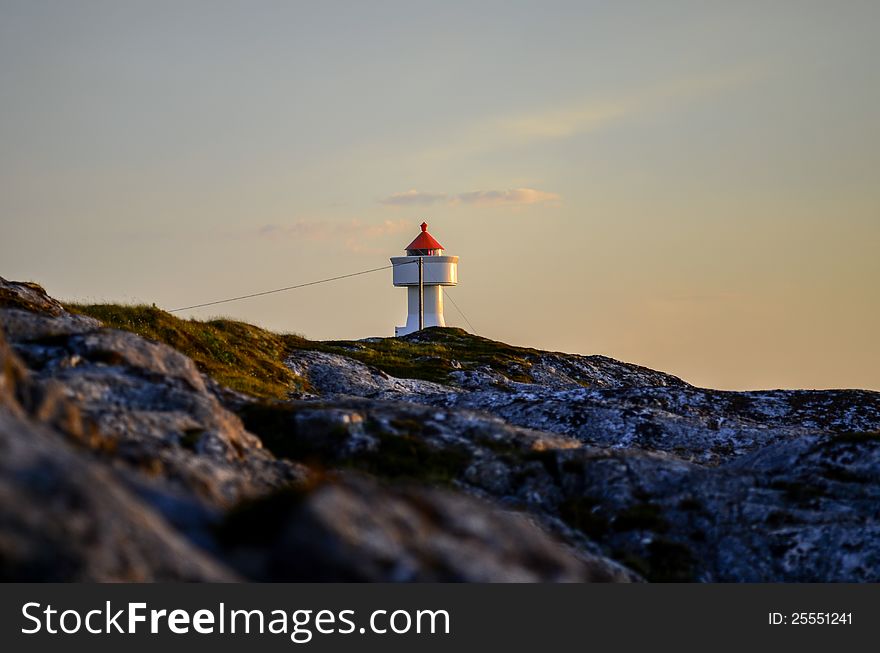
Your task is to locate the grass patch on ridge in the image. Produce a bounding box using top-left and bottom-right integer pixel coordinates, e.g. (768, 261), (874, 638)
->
(66, 301), (545, 396)
(66, 303), (307, 399)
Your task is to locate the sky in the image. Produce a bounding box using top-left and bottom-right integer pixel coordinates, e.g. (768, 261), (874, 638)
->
(1, 0), (878, 391)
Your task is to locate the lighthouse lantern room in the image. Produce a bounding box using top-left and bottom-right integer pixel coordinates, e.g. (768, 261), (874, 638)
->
(391, 222), (458, 336)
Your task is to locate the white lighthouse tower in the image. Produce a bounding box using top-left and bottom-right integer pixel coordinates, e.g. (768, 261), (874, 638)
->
(391, 222), (458, 336)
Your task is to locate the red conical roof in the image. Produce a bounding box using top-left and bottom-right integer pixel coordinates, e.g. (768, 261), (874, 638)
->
(405, 221), (444, 251)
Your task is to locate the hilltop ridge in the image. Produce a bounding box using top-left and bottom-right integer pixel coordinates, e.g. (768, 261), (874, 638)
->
(2, 276), (880, 582)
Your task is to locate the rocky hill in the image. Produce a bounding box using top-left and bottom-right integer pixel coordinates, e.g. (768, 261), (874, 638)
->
(2, 275), (879, 581)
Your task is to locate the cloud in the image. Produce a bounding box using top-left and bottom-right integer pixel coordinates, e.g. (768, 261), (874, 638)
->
(378, 187), (560, 208)
(496, 100), (632, 143)
(257, 218), (411, 252)
(413, 66), (765, 161)
(455, 188), (560, 207)
(379, 190), (449, 206)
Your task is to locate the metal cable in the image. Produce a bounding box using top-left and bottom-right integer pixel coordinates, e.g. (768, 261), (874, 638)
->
(168, 261), (417, 313)
(444, 289), (477, 334)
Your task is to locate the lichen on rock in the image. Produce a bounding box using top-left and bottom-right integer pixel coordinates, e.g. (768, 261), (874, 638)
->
(2, 275), (879, 582)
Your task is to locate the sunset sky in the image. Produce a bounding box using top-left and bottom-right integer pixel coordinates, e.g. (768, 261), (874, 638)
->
(1, 0), (878, 390)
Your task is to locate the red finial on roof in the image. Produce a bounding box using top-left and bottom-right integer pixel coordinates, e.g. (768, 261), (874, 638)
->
(405, 221), (444, 252)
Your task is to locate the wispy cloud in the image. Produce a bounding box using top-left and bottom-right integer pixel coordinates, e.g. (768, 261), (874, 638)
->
(379, 187), (560, 208)
(415, 66), (765, 160)
(380, 190), (449, 206)
(455, 188), (560, 207)
(257, 218), (411, 252)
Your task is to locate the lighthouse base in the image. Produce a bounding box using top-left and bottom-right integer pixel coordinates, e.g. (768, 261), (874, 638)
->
(395, 285), (446, 337)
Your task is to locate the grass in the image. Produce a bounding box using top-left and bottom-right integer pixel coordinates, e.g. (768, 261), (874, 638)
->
(65, 302), (548, 398)
(65, 303), (307, 399)
(298, 327), (541, 384)
(64, 306), (473, 484)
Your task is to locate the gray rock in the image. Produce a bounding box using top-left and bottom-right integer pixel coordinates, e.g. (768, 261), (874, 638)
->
(440, 385), (880, 464)
(0, 277), (67, 316)
(275, 332), (880, 582)
(0, 409), (239, 581)
(220, 474), (637, 582)
(0, 328), (237, 581)
(0, 307), (101, 343)
(2, 304), (310, 512)
(3, 275), (880, 583)
(286, 349), (452, 399)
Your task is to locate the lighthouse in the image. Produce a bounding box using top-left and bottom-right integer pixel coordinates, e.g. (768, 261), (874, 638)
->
(391, 222), (458, 336)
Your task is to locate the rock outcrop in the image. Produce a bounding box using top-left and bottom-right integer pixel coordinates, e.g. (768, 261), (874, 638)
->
(0, 307), (235, 581)
(0, 276), (631, 582)
(282, 312), (880, 582)
(220, 474), (635, 582)
(2, 275), (879, 582)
